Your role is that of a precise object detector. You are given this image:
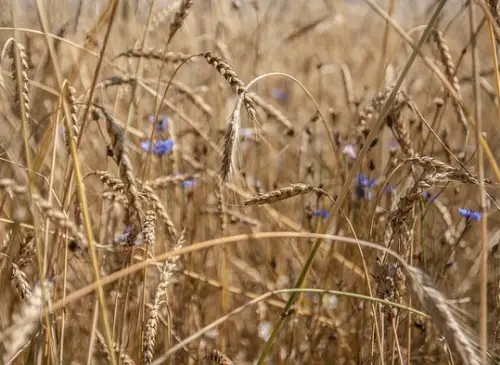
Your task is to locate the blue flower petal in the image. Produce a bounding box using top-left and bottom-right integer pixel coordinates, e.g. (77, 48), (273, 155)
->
(313, 209), (329, 219)
(458, 208), (481, 221)
(141, 141), (151, 152)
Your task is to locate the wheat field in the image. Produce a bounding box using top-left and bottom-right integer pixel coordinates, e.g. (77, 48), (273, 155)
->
(0, 0), (499, 364)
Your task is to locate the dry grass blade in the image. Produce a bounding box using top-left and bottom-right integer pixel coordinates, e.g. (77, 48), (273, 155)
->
(244, 183), (330, 206)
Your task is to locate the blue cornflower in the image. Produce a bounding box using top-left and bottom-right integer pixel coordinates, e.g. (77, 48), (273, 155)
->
(458, 208), (481, 221)
(182, 180), (194, 189)
(354, 173), (376, 200)
(313, 209), (330, 219)
(141, 139), (174, 156)
(271, 87), (288, 102)
(148, 114), (168, 131)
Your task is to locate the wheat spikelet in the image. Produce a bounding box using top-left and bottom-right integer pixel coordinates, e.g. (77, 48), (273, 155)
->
(93, 170), (126, 192)
(6, 39), (31, 122)
(142, 186), (178, 240)
(0, 178), (28, 197)
(354, 84), (394, 142)
(61, 80), (80, 153)
(14, 234), (35, 269)
(3, 282), (51, 364)
(104, 112), (144, 244)
(432, 30), (469, 158)
(248, 92), (294, 133)
(244, 183), (330, 206)
(116, 48), (193, 63)
(143, 210), (156, 247)
(407, 156), (482, 184)
(219, 99), (241, 182)
(388, 101), (415, 157)
(32, 193), (87, 247)
(142, 231), (185, 365)
(204, 349), (234, 365)
(10, 263), (32, 301)
(95, 331), (135, 365)
(96, 75), (137, 90)
(404, 265), (480, 365)
(146, 173), (198, 189)
(203, 51), (257, 123)
(167, 0), (194, 43)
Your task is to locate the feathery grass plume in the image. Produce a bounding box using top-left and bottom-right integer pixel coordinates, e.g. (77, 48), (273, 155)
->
(95, 331), (135, 365)
(143, 210), (156, 247)
(219, 98), (242, 182)
(247, 92), (294, 134)
(404, 265), (481, 365)
(167, 0), (194, 43)
(244, 183), (331, 206)
(61, 80), (80, 153)
(115, 49), (193, 63)
(171, 80), (213, 117)
(432, 30), (469, 159)
(203, 349), (234, 365)
(2, 282), (51, 364)
(4, 39), (31, 122)
(142, 231), (185, 365)
(406, 156), (482, 185)
(104, 111), (144, 244)
(203, 51), (258, 124)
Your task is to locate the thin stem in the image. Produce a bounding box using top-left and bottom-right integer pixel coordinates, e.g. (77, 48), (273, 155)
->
(470, 1), (488, 363)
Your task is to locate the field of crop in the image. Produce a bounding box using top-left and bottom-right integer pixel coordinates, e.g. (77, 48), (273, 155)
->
(0, 0), (499, 364)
